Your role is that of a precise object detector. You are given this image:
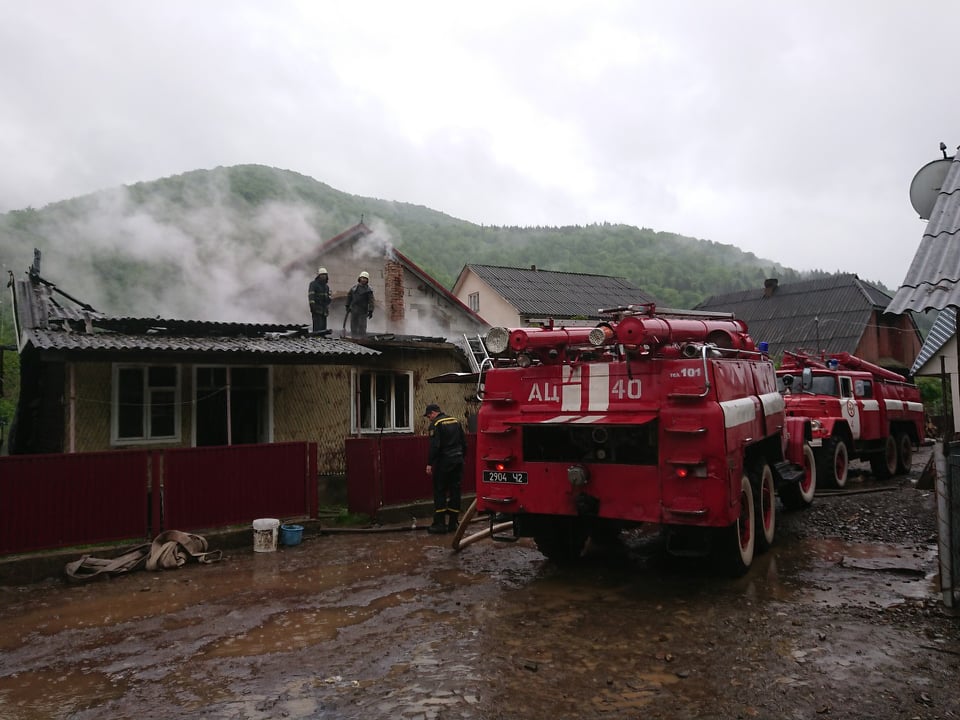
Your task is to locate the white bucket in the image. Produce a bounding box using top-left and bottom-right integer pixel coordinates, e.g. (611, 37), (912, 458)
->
(252, 518), (280, 553)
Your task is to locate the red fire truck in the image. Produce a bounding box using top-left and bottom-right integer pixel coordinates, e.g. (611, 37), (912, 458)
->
(776, 351), (925, 488)
(473, 306), (816, 575)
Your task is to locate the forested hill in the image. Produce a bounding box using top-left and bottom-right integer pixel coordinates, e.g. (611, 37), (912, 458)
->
(0, 164), (874, 321)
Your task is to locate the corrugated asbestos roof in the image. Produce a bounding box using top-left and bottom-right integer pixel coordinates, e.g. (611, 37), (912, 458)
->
(467, 264), (656, 318)
(695, 274), (891, 358)
(911, 307), (956, 374)
(12, 272), (379, 359)
(887, 152), (960, 314)
(20, 328), (377, 357)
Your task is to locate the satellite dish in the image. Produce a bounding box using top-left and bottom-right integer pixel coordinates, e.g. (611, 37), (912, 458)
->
(909, 158), (952, 219)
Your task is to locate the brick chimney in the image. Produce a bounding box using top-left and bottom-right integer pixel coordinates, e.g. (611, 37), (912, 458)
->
(385, 261), (405, 322)
(763, 278), (779, 298)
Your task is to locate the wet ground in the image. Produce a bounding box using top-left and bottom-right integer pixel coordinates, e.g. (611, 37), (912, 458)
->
(0, 448), (958, 720)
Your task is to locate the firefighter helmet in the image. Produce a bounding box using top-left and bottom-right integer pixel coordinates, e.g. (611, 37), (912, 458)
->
(359, 271), (370, 280)
(317, 267), (328, 275)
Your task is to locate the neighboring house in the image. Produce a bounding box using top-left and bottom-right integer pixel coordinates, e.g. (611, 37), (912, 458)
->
(451, 264), (657, 328)
(283, 222), (489, 340)
(910, 307), (956, 428)
(888, 148), (960, 434)
(695, 275), (922, 372)
(887, 146), (960, 612)
(8, 252), (475, 474)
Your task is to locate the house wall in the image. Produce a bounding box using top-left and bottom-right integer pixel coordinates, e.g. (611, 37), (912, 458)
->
(854, 311), (923, 369)
(63, 350), (473, 473)
(71, 362), (195, 453)
(917, 337), (960, 434)
(452, 270), (520, 327)
(304, 246), (486, 339)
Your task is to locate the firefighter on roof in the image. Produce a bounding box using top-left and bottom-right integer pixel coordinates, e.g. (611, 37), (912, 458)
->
(308, 267), (332, 333)
(345, 271), (374, 337)
(424, 403), (467, 534)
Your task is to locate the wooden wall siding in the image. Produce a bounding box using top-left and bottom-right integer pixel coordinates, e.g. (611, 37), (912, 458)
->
(273, 364), (353, 474)
(73, 363), (113, 452)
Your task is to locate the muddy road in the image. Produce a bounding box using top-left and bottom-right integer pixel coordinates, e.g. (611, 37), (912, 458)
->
(0, 450), (958, 720)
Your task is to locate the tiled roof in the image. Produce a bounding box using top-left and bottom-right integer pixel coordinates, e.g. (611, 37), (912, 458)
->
(911, 307), (956, 375)
(887, 152), (960, 313)
(466, 264), (656, 319)
(695, 274), (893, 357)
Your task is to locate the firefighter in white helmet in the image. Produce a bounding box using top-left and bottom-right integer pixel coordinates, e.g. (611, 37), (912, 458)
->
(308, 267), (332, 333)
(345, 271), (375, 337)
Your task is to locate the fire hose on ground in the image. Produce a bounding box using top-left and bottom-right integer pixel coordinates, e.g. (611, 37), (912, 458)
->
(450, 499), (513, 552)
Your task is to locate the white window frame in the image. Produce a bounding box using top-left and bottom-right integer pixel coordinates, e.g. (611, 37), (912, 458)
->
(111, 363), (182, 445)
(468, 291), (480, 312)
(351, 369), (414, 434)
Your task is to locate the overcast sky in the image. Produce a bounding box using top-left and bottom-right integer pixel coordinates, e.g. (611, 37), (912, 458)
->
(2, 1), (957, 290)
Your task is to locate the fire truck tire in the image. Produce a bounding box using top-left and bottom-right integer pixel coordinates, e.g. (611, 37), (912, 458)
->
(817, 437), (849, 489)
(751, 462), (776, 553)
(534, 519), (588, 563)
(781, 443), (817, 511)
(716, 474), (755, 576)
(895, 432), (913, 475)
(870, 435), (897, 480)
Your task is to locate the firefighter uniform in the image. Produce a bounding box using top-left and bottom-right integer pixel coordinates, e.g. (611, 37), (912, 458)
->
(308, 268), (332, 333)
(424, 404), (467, 533)
(346, 271), (374, 337)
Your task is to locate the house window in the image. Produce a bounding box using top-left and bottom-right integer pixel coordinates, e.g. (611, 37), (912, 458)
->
(112, 364), (181, 443)
(195, 366), (271, 446)
(352, 370), (413, 433)
(468, 292), (480, 313)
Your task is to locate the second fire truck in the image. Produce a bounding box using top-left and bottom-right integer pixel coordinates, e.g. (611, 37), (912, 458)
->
(776, 351), (925, 488)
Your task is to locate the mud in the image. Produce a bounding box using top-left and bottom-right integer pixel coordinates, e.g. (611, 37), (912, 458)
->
(0, 448), (958, 720)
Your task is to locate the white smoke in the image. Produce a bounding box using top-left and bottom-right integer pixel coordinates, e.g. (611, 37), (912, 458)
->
(26, 176), (334, 324)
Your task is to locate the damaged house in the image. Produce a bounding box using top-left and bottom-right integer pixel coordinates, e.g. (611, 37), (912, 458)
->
(8, 241), (486, 490)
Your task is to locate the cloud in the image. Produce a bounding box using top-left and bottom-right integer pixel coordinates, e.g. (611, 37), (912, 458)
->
(2, 1), (959, 291)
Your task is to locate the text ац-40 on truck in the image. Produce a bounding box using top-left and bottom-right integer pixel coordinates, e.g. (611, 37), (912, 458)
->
(776, 351), (925, 489)
(472, 305), (817, 577)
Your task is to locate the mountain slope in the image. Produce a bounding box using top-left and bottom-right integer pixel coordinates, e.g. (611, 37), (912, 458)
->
(0, 164), (849, 322)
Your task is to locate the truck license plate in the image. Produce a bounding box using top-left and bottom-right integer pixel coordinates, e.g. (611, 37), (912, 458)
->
(483, 470), (528, 484)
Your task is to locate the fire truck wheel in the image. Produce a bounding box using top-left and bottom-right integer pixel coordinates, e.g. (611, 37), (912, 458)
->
(716, 474), (755, 576)
(869, 435), (896, 480)
(895, 433), (913, 475)
(751, 462), (776, 553)
(781, 443), (817, 511)
(817, 437), (848, 489)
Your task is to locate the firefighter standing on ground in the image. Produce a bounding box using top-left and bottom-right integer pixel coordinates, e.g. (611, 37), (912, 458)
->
(346, 271), (374, 337)
(308, 267), (332, 333)
(424, 403), (467, 534)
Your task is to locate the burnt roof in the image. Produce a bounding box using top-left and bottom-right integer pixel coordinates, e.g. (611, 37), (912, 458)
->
(463, 264), (656, 319)
(11, 270), (378, 361)
(695, 274), (898, 357)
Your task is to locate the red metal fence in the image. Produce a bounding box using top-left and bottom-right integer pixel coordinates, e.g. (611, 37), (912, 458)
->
(162, 443), (317, 530)
(0, 450), (151, 555)
(346, 434), (476, 518)
(0, 442), (317, 556)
